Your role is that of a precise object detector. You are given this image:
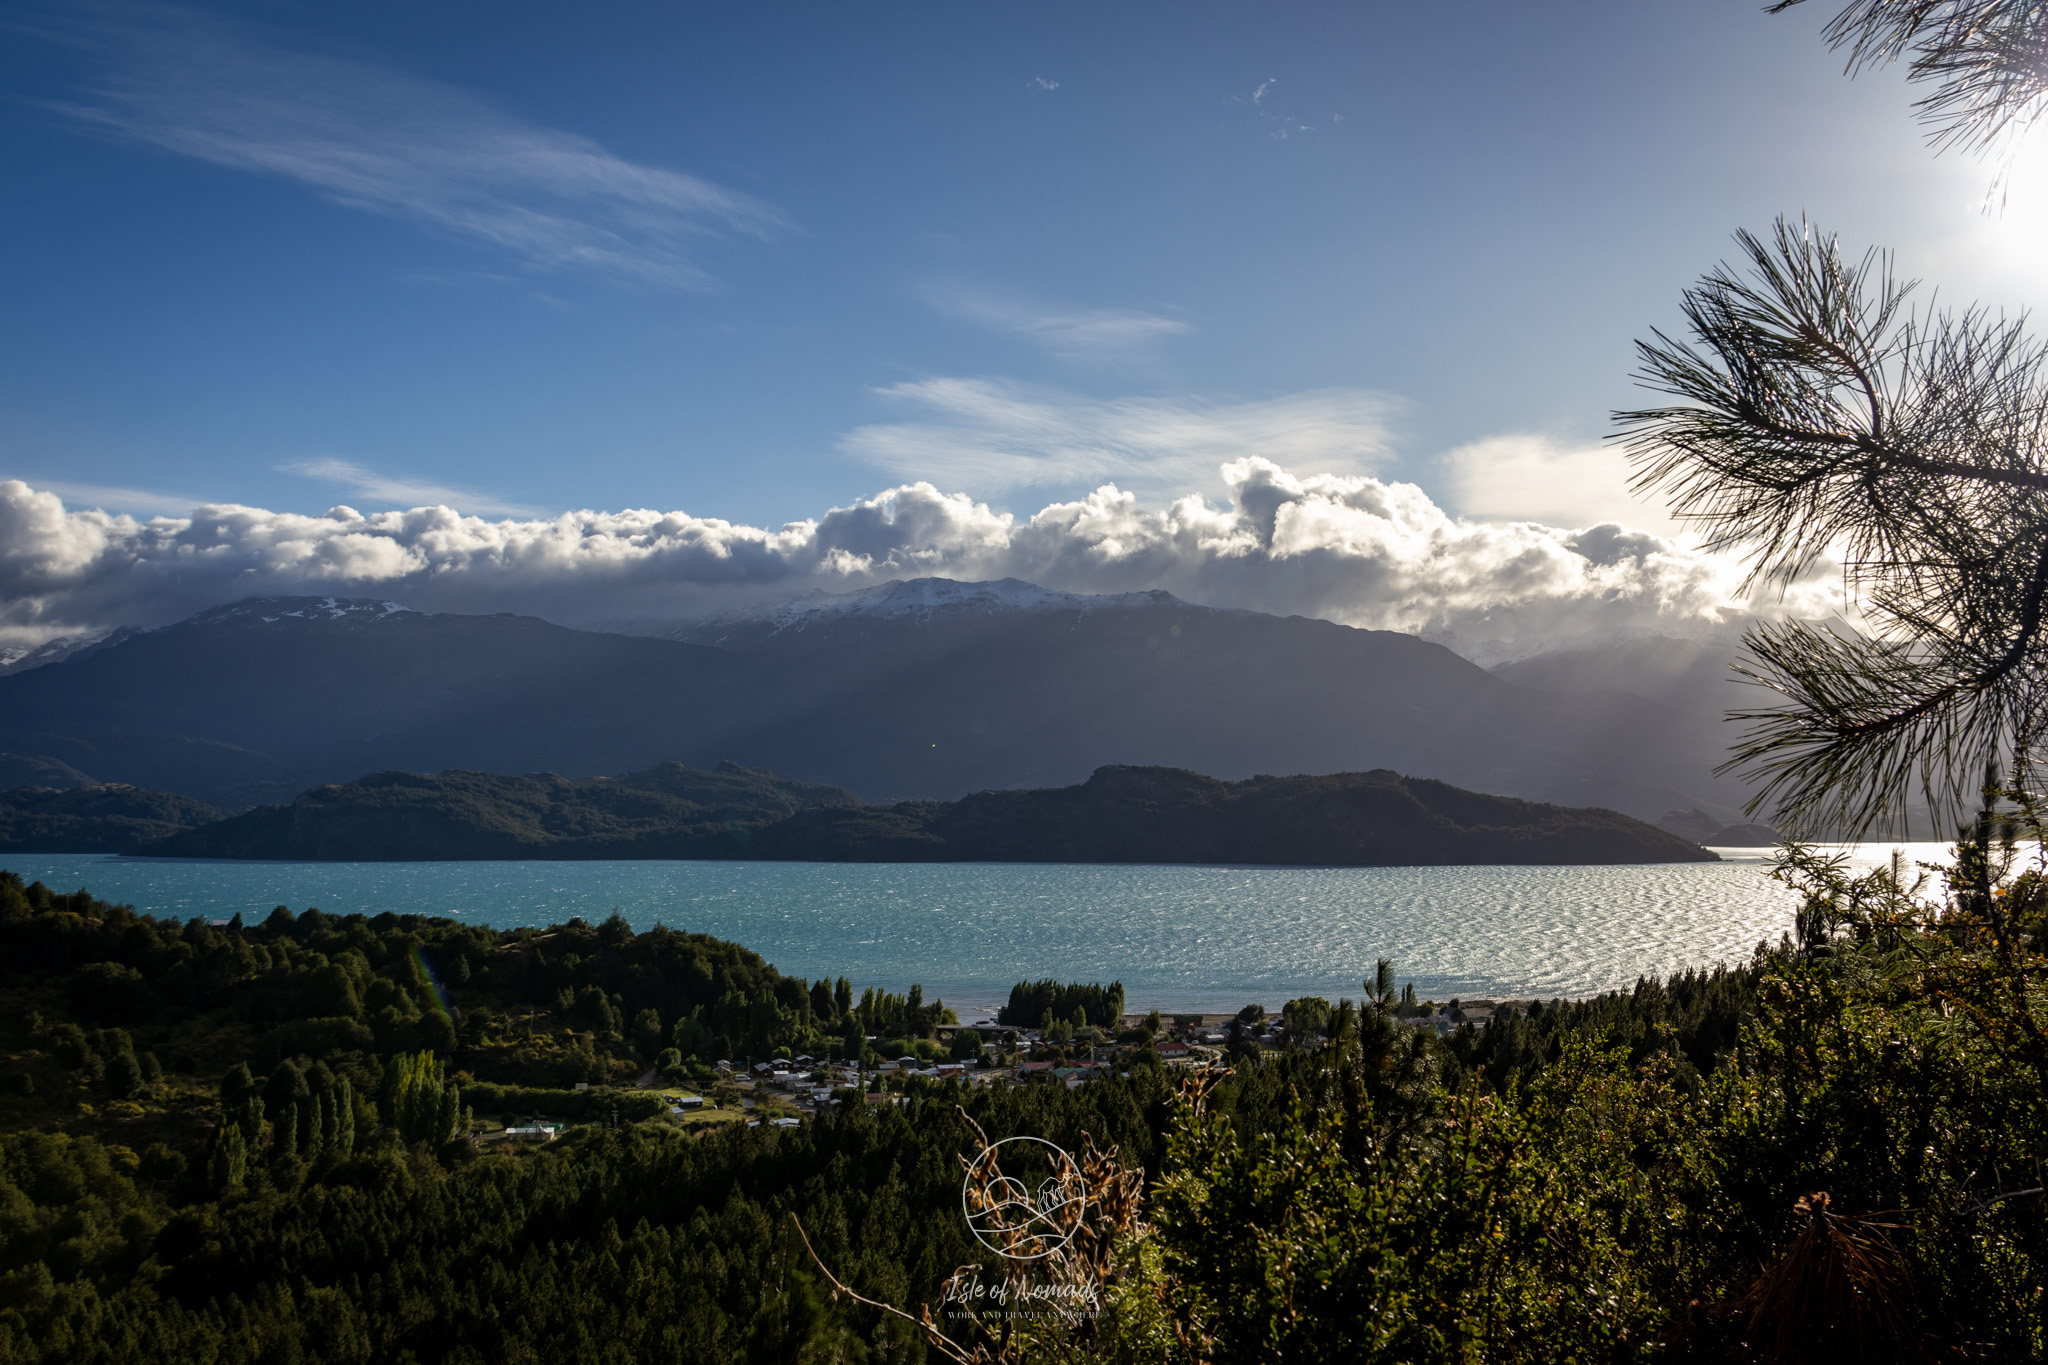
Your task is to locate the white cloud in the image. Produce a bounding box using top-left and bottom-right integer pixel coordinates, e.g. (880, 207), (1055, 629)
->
(1441, 433), (1687, 537)
(1009, 307), (1189, 358)
(42, 6), (783, 289)
(0, 462), (1843, 664)
(13, 478), (215, 519)
(1029, 76), (1060, 91)
(279, 457), (541, 517)
(923, 283), (1191, 363)
(838, 377), (1399, 496)
(1239, 77), (1314, 139)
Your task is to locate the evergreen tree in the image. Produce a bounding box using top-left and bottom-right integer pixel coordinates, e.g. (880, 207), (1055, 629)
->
(1772, 0), (2048, 157)
(630, 1006), (664, 1058)
(264, 1058), (309, 1122)
(102, 1046), (144, 1099)
(220, 1062), (257, 1109)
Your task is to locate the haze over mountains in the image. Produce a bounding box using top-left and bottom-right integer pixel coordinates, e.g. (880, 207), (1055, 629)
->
(0, 580), (1756, 821)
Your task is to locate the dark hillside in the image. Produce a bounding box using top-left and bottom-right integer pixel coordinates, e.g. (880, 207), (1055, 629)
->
(0, 599), (818, 809)
(0, 785), (224, 854)
(0, 587), (1744, 819)
(751, 765), (1717, 866)
(0, 752), (98, 789)
(146, 762), (1714, 865)
(147, 762), (862, 860)
(663, 585), (1737, 816)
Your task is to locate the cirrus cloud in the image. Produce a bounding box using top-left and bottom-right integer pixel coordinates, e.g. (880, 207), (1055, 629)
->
(838, 378), (1401, 497)
(277, 457), (542, 518)
(37, 4), (784, 290)
(921, 282), (1192, 365)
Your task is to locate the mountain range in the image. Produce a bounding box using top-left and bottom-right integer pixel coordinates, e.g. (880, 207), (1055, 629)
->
(0, 581), (1757, 821)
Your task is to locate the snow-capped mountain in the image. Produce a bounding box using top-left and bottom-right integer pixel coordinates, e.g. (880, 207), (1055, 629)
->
(756, 577), (1181, 621)
(1, 600), (422, 681)
(0, 626), (147, 677)
(184, 597), (417, 628)
(637, 577), (1210, 653)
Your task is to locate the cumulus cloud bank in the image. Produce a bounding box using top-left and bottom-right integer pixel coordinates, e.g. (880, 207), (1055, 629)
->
(1442, 433), (1685, 539)
(0, 461), (1842, 663)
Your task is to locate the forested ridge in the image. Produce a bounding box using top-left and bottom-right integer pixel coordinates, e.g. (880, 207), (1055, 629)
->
(0, 865), (1134, 1361)
(107, 761), (1712, 866)
(2, 829), (2043, 1360)
(0, 787), (225, 856)
(137, 761), (862, 862)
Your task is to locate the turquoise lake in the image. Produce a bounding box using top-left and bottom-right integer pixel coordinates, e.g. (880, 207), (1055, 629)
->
(0, 847), (1949, 1015)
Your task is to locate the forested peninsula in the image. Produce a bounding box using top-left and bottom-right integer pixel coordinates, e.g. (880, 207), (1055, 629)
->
(127, 761), (1714, 865)
(133, 761), (862, 861)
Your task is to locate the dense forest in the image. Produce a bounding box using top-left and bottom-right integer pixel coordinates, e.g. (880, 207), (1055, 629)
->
(739, 765), (1715, 866)
(136, 762), (862, 861)
(0, 817), (2043, 1360)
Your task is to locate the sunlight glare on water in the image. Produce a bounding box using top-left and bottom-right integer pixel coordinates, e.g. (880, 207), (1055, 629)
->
(0, 844), (1961, 1014)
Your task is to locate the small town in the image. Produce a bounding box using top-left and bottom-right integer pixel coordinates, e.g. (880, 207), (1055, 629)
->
(603, 996), (1523, 1133)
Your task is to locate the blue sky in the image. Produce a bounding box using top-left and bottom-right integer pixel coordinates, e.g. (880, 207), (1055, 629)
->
(3, 0), (2046, 651)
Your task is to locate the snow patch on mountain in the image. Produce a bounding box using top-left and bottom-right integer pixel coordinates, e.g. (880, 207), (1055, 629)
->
(186, 597), (417, 628)
(763, 577), (1178, 623)
(0, 626), (153, 677)
(626, 577), (1189, 642)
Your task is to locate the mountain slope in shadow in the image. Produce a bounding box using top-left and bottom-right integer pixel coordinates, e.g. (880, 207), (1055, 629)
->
(0, 585), (1741, 820)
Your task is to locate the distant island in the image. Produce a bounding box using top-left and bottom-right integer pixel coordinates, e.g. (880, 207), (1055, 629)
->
(100, 761), (1715, 866)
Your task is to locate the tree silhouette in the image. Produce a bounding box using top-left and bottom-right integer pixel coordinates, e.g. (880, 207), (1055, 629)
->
(1772, 0), (2048, 156)
(1620, 216), (2048, 833)
(1622, 2), (2048, 835)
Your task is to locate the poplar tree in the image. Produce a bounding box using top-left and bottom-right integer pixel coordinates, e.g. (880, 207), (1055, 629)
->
(205, 1123), (246, 1195)
(383, 1051), (463, 1146)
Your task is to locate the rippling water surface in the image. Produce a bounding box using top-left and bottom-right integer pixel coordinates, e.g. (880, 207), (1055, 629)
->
(1, 847), (1952, 1014)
